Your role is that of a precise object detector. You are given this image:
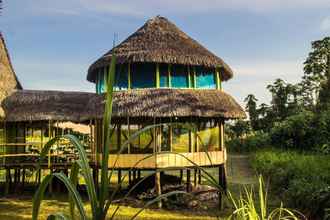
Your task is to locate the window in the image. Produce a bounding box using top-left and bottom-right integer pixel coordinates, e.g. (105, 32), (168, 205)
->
(131, 63), (155, 88)
(96, 68), (106, 94)
(171, 65), (188, 88)
(160, 64), (169, 87)
(114, 64), (128, 91)
(196, 66), (216, 89)
(172, 124), (190, 152)
(196, 122), (220, 151)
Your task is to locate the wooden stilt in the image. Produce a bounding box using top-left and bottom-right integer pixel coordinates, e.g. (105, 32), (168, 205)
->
(194, 169), (197, 187)
(21, 168), (26, 192)
(128, 171), (132, 185)
(4, 168), (10, 195)
(218, 165), (227, 209)
(155, 170), (162, 208)
(133, 170), (136, 182)
(198, 169), (202, 184)
(137, 169), (141, 179)
(179, 169), (183, 184)
(186, 169), (191, 192)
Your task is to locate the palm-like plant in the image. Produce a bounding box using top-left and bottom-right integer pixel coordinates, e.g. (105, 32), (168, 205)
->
(31, 55), (187, 220)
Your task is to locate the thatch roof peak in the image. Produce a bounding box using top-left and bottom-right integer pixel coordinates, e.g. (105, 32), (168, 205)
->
(87, 16), (233, 83)
(0, 33), (22, 118)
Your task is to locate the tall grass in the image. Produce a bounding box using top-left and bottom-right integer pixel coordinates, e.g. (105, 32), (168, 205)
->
(252, 149), (330, 219)
(228, 176), (301, 220)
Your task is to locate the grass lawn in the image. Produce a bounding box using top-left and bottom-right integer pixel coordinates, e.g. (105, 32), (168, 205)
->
(0, 197), (218, 220)
(0, 154), (260, 220)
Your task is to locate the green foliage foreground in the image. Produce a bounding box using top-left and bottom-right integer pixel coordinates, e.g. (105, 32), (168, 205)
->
(251, 149), (330, 219)
(228, 176), (301, 220)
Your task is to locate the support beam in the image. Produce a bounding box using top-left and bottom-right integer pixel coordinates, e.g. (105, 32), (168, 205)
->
(218, 165), (227, 209)
(155, 170), (162, 208)
(186, 169), (191, 192)
(156, 63), (160, 88)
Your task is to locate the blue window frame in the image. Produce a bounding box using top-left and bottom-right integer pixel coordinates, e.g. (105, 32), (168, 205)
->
(160, 64), (169, 87)
(114, 64), (128, 91)
(131, 63), (155, 88)
(96, 68), (106, 94)
(171, 65), (188, 88)
(196, 66), (216, 89)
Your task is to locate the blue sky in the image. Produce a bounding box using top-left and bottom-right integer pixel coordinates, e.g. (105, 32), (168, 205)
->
(1, 0), (330, 106)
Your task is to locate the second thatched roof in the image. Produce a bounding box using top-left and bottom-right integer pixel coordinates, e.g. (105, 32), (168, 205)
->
(87, 16), (233, 83)
(0, 33), (22, 118)
(2, 89), (245, 122)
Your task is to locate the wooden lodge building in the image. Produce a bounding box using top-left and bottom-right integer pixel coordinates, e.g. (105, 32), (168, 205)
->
(0, 16), (245, 193)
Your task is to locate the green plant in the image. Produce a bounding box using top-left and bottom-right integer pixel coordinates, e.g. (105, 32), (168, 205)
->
(31, 55), (186, 220)
(228, 176), (301, 220)
(252, 149), (330, 219)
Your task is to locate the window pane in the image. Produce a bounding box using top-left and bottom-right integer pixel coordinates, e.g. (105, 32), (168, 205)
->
(131, 63), (155, 88)
(114, 64), (128, 90)
(171, 65), (188, 88)
(197, 122), (220, 151)
(160, 64), (169, 87)
(196, 67), (216, 89)
(130, 125), (154, 153)
(161, 125), (170, 151)
(172, 124), (189, 152)
(96, 68), (106, 94)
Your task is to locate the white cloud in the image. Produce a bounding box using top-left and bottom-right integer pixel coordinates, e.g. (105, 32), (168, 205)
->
(24, 0), (330, 17)
(321, 17), (330, 31)
(224, 59), (304, 106)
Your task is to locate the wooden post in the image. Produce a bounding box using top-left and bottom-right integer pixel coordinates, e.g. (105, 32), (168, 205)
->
(156, 63), (160, 88)
(137, 170), (141, 179)
(198, 169), (202, 184)
(4, 168), (10, 195)
(128, 63), (131, 90)
(179, 169), (183, 184)
(155, 170), (162, 208)
(215, 68), (222, 90)
(218, 165), (227, 209)
(128, 171), (132, 185)
(219, 120), (224, 151)
(186, 169), (191, 192)
(194, 169), (197, 187)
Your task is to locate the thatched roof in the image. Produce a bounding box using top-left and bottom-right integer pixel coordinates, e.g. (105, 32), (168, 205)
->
(87, 16), (233, 83)
(0, 33), (22, 118)
(2, 90), (95, 122)
(2, 89), (245, 122)
(91, 89), (245, 120)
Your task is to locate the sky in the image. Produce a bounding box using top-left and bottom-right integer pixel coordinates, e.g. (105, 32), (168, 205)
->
(1, 0), (330, 106)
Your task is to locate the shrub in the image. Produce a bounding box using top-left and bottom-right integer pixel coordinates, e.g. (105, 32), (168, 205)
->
(269, 110), (315, 150)
(251, 149), (330, 219)
(226, 131), (271, 153)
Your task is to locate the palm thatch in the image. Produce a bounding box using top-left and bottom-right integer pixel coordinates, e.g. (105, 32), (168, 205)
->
(2, 89), (245, 122)
(87, 16), (233, 83)
(2, 90), (95, 122)
(0, 33), (22, 118)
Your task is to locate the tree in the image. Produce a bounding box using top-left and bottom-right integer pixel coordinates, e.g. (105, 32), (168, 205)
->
(303, 37), (330, 106)
(244, 94), (259, 130)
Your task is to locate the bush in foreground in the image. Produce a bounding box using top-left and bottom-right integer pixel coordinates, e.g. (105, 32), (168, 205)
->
(251, 149), (330, 219)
